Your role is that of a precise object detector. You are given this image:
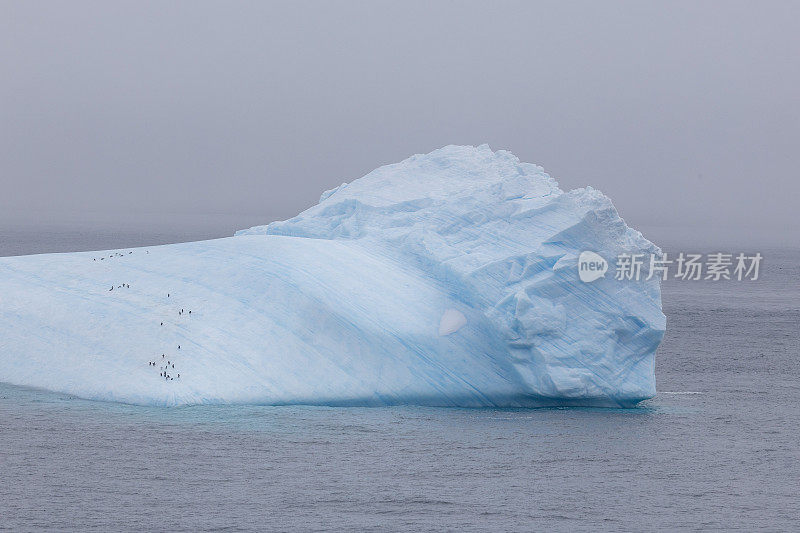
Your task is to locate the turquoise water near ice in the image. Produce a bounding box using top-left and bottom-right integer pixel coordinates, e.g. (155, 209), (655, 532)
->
(1, 232), (798, 531)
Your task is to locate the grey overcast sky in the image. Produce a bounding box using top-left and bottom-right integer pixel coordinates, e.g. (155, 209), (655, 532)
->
(1, 0), (798, 244)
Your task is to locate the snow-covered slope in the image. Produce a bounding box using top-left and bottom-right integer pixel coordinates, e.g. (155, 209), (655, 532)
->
(0, 145), (665, 407)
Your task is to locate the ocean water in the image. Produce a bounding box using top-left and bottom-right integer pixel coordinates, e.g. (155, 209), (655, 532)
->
(1, 231), (798, 531)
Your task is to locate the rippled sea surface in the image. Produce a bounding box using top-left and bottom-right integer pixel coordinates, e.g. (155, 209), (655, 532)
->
(1, 232), (798, 531)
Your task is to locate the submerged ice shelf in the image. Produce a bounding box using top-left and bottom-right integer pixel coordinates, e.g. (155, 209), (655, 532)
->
(0, 145), (665, 407)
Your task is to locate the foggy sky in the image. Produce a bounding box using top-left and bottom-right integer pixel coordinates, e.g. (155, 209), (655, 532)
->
(2, 1), (798, 244)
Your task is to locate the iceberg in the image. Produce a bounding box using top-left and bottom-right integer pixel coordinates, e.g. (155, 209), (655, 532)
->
(0, 145), (665, 407)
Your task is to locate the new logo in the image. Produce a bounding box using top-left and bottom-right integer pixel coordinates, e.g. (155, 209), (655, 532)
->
(578, 251), (608, 283)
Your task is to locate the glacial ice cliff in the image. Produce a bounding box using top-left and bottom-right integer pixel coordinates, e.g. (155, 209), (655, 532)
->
(0, 145), (665, 406)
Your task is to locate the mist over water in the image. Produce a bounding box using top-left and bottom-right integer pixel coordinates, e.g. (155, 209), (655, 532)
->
(0, 230), (798, 531)
(4, 0), (798, 527)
